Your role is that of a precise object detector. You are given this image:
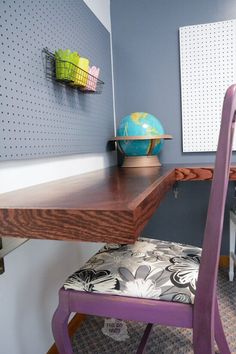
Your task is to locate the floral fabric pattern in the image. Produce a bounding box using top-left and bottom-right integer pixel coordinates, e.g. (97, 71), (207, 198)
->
(64, 237), (202, 304)
(166, 255), (200, 294)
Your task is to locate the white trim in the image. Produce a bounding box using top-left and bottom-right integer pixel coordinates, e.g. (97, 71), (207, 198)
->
(0, 152), (116, 194)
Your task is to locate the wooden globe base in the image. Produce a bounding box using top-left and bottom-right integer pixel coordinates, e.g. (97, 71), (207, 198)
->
(110, 135), (173, 168)
(122, 155), (161, 168)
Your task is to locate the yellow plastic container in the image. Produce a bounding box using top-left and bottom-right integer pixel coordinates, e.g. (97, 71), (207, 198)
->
(73, 57), (89, 87)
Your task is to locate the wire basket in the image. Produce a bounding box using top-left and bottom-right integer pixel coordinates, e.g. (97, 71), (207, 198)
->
(43, 48), (104, 93)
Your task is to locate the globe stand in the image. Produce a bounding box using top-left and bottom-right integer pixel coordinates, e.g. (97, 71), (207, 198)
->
(111, 135), (172, 168)
(122, 155), (161, 168)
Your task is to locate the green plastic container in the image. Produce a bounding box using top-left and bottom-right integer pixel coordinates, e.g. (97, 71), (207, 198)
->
(55, 49), (79, 82)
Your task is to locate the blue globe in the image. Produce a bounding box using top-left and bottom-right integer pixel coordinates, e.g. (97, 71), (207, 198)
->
(117, 112), (165, 156)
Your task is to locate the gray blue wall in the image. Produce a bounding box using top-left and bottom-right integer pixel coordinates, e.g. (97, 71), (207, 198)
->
(111, 0), (236, 254)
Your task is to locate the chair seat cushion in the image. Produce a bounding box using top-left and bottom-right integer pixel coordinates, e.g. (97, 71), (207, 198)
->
(64, 237), (202, 304)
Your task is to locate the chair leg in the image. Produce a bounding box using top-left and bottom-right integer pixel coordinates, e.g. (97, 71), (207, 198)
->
(193, 309), (215, 354)
(52, 291), (73, 354)
(214, 300), (231, 354)
(136, 323), (153, 354)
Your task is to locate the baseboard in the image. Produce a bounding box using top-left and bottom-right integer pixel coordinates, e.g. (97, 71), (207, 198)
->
(219, 255), (229, 268)
(47, 313), (86, 354)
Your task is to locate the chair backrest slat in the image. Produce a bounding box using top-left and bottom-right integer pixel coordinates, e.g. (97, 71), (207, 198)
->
(195, 84), (236, 312)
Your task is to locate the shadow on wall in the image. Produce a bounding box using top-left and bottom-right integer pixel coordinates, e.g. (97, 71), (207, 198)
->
(11, 239), (101, 354)
(143, 181), (235, 255)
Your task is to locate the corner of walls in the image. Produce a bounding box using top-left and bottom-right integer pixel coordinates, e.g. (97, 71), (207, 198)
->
(83, 0), (117, 134)
(83, 0), (111, 32)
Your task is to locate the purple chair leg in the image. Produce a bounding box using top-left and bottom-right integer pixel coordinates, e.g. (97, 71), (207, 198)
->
(214, 300), (231, 354)
(136, 323), (153, 354)
(192, 309), (215, 354)
(52, 291), (73, 354)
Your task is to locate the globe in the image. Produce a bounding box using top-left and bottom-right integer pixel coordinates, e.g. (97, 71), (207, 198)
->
(117, 112), (165, 156)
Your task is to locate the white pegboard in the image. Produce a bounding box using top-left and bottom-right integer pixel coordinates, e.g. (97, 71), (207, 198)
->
(180, 19), (236, 152)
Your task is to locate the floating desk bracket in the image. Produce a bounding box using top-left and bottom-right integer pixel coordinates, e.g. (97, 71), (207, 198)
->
(0, 237), (28, 275)
(234, 181), (236, 197)
(172, 182), (179, 199)
(230, 181), (236, 214)
(0, 238), (4, 275)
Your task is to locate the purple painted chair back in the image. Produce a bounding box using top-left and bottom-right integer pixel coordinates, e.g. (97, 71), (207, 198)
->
(195, 84), (236, 318)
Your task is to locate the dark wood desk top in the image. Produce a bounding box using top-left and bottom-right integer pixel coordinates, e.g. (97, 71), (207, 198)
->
(0, 166), (175, 243)
(0, 164), (235, 243)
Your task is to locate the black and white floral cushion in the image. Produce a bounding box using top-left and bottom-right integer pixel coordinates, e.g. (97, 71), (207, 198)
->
(64, 237), (201, 304)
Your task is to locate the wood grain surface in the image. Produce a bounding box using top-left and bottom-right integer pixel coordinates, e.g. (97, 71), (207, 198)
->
(0, 165), (235, 243)
(0, 166), (175, 243)
(175, 166), (236, 181)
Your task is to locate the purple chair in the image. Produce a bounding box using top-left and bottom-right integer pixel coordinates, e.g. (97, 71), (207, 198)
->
(52, 85), (236, 354)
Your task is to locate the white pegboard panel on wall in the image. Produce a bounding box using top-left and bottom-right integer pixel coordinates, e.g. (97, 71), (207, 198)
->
(179, 19), (236, 152)
(0, 0), (114, 160)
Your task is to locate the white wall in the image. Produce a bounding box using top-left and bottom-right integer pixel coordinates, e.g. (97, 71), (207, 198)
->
(0, 1), (114, 354)
(0, 152), (115, 194)
(84, 0), (111, 32)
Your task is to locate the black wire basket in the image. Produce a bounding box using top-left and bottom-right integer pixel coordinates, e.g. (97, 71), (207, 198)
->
(43, 48), (104, 93)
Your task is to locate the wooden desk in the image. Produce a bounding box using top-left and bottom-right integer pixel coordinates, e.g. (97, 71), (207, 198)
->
(0, 165), (236, 244)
